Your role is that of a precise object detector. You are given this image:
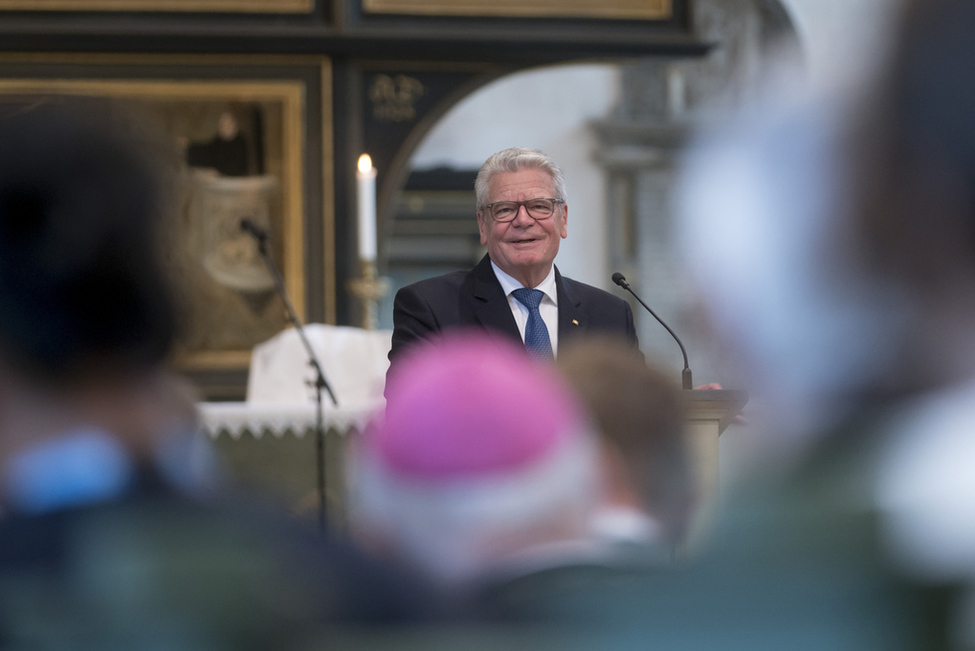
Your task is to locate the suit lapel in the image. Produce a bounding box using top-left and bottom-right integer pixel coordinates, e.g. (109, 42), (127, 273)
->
(556, 267), (587, 341)
(468, 255), (521, 340)
(465, 257), (588, 345)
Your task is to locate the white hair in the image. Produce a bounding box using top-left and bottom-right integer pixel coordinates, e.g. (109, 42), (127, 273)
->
(474, 147), (567, 209)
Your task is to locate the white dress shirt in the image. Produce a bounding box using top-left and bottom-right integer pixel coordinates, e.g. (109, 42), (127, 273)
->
(490, 262), (559, 356)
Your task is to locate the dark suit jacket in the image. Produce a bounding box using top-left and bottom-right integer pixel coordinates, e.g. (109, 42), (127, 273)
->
(389, 254), (638, 365)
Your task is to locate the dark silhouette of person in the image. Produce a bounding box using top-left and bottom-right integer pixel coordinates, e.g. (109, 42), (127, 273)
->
(0, 100), (439, 649)
(185, 110), (253, 177)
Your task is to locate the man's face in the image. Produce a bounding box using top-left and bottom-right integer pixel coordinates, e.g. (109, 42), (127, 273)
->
(217, 112), (239, 141)
(477, 168), (568, 288)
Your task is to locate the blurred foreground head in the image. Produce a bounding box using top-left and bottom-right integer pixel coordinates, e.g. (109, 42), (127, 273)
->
(852, 0), (975, 389)
(675, 0), (975, 445)
(349, 331), (599, 590)
(557, 336), (694, 547)
(0, 100), (177, 386)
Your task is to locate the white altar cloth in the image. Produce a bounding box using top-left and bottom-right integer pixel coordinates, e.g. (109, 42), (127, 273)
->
(201, 324), (392, 440)
(198, 400), (383, 440)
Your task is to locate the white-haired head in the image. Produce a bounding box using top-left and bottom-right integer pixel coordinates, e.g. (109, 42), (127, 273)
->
(474, 147), (567, 210)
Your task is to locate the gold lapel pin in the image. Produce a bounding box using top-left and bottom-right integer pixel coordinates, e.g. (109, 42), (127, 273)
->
(572, 319), (579, 326)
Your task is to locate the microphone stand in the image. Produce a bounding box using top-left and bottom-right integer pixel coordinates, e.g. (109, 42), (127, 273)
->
(247, 224), (338, 535)
(613, 273), (693, 390)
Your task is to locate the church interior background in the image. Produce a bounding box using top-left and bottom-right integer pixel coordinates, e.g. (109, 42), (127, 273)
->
(0, 0), (902, 515)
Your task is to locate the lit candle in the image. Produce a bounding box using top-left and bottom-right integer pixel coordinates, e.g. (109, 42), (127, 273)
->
(356, 153), (377, 261)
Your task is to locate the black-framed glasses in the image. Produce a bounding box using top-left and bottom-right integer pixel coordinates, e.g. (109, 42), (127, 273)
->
(481, 197), (564, 223)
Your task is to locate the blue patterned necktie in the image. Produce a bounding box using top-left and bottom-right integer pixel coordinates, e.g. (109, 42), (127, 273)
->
(512, 287), (554, 361)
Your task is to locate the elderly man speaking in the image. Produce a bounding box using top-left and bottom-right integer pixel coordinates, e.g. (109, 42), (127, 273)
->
(388, 147), (638, 366)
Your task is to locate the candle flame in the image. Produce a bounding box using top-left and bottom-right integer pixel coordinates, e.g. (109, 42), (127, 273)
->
(358, 154), (373, 173)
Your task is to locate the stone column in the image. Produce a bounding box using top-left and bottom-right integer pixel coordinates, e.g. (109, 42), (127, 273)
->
(591, 0), (795, 384)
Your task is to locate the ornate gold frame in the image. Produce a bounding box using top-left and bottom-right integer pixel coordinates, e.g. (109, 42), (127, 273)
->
(0, 0), (312, 12)
(0, 55), (333, 373)
(362, 0), (670, 20)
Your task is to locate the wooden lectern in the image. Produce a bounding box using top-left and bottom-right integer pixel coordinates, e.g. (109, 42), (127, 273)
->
(681, 389), (748, 552)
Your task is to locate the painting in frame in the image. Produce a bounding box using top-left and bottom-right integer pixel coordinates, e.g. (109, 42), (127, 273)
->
(0, 55), (334, 380)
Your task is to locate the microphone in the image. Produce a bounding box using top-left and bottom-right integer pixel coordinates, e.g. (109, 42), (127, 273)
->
(612, 272), (693, 390)
(240, 218), (270, 243)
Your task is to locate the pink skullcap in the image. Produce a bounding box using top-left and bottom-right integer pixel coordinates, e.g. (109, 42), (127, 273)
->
(371, 331), (585, 480)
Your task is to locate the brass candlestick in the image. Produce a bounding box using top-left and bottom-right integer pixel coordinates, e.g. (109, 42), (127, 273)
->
(347, 259), (389, 330)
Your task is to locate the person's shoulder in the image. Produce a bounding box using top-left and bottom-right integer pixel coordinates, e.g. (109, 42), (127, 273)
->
(397, 268), (476, 296)
(0, 486), (444, 625)
(559, 275), (627, 305)
(473, 556), (656, 625)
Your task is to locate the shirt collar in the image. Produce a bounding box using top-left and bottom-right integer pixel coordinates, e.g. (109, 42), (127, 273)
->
(490, 261), (558, 306)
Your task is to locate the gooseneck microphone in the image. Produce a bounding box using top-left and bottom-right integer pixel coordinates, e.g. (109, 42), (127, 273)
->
(612, 272), (693, 390)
